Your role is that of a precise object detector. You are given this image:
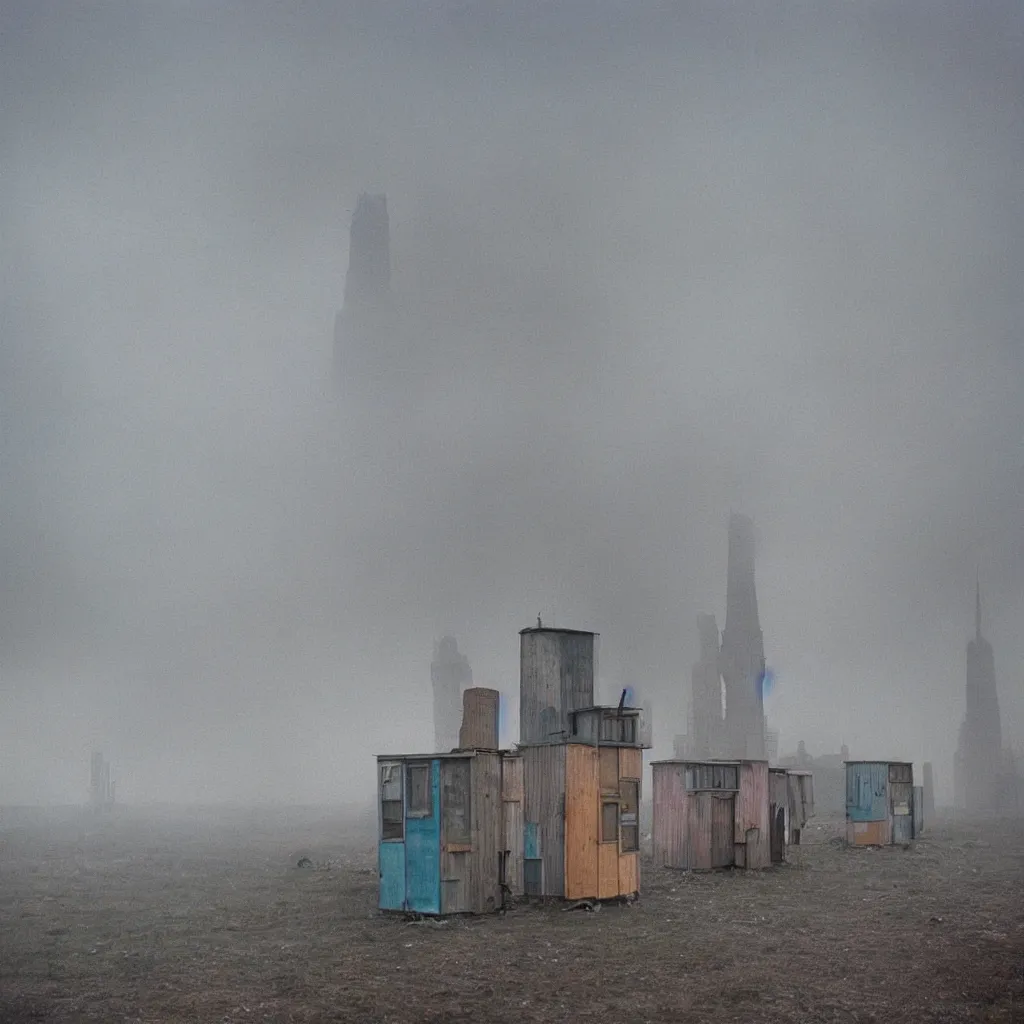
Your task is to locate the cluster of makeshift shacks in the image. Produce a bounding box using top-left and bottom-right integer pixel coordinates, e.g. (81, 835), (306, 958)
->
(376, 625), (925, 915)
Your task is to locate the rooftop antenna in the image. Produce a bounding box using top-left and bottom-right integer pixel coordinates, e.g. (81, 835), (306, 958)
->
(537, 614), (542, 629)
(618, 688), (627, 711)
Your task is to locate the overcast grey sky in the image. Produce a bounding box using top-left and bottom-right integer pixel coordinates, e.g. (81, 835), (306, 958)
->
(2, 1), (1022, 803)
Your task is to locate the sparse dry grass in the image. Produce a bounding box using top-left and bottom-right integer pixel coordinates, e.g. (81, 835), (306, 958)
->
(1, 807), (1022, 1023)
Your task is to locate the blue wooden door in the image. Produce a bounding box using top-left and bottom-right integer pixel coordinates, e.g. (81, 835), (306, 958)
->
(378, 760), (406, 910)
(378, 841), (406, 910)
(847, 763), (888, 821)
(404, 760), (441, 914)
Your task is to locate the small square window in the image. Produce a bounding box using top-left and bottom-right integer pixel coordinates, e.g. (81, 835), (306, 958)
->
(601, 801), (618, 843)
(407, 763), (432, 817)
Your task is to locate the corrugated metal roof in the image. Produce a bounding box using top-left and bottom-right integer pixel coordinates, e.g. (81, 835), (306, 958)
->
(519, 626), (598, 636)
(375, 751), (479, 761)
(570, 705), (642, 714)
(843, 760), (913, 766)
(650, 758), (742, 767)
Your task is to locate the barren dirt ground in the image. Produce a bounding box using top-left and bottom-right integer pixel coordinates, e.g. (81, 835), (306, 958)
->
(1, 807), (1022, 1023)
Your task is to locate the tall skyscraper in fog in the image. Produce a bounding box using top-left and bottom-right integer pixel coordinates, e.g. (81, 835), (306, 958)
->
(718, 513), (767, 759)
(954, 581), (1002, 811)
(333, 193), (391, 384)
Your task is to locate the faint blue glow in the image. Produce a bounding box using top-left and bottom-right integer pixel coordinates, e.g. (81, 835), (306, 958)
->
(760, 668), (777, 699)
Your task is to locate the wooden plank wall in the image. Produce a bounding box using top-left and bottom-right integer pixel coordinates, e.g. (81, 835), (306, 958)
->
(501, 755), (524, 895)
(735, 760), (771, 869)
(468, 752), (503, 913)
(522, 744), (566, 897)
(440, 758), (472, 913)
(689, 791), (716, 870)
(459, 688), (499, 750)
(710, 793), (735, 868)
(619, 746), (642, 781)
(565, 744), (600, 900)
(847, 819), (890, 845)
(520, 632), (595, 745)
(617, 746), (642, 895)
(652, 763), (688, 868)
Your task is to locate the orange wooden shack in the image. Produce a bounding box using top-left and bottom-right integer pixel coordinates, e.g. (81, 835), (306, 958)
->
(518, 626), (650, 901)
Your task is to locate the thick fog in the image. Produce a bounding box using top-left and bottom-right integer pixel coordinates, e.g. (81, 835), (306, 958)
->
(2, 2), (1022, 804)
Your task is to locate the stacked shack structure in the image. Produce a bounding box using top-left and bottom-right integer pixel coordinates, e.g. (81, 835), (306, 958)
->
(845, 761), (920, 846)
(376, 688), (523, 915)
(651, 758), (771, 871)
(518, 626), (651, 901)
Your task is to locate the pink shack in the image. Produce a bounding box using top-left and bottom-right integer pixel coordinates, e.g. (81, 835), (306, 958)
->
(651, 759), (771, 871)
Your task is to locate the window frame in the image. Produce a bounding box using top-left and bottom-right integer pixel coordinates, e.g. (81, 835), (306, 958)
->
(379, 761), (404, 841)
(406, 762), (433, 818)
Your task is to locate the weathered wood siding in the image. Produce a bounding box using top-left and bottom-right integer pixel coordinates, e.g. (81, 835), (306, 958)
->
(520, 630), (595, 745)
(522, 744), (566, 897)
(458, 688), (500, 750)
(501, 754), (524, 895)
(619, 746), (642, 781)
(912, 785), (924, 837)
(440, 757), (472, 913)
(787, 770), (814, 830)
(652, 762), (687, 868)
(891, 779), (913, 844)
(467, 752), (503, 914)
(710, 793), (735, 868)
(689, 791), (715, 870)
(599, 747), (619, 792)
(597, 841), (619, 898)
(846, 762), (889, 822)
(618, 852), (639, 894)
(847, 819), (890, 845)
(735, 760), (770, 869)
(565, 744), (600, 899)
(769, 767), (788, 861)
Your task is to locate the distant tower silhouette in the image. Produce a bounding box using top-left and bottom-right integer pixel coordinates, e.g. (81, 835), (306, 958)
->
(333, 193), (390, 384)
(718, 513), (766, 759)
(431, 636), (473, 752)
(954, 578), (1002, 811)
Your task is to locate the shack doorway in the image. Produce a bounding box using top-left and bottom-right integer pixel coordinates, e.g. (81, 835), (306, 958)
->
(770, 804), (786, 864)
(711, 794), (735, 868)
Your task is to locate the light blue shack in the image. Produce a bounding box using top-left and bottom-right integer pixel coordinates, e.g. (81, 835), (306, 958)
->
(376, 747), (522, 915)
(845, 760), (923, 845)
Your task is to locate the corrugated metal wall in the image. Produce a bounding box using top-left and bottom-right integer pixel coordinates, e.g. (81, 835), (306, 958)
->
(522, 744), (566, 897)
